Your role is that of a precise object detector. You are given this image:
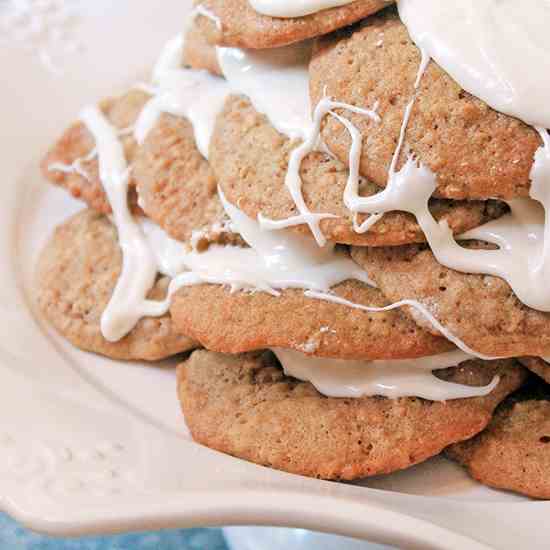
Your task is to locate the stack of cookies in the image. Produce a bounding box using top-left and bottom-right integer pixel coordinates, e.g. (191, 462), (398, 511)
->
(38, 0), (550, 498)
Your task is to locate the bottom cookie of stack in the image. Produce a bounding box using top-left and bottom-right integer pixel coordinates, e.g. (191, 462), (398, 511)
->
(177, 349), (526, 480)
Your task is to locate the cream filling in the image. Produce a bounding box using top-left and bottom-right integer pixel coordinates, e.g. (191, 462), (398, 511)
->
(273, 348), (499, 401)
(398, 0), (550, 129)
(167, 188), (374, 296)
(247, 0), (356, 18)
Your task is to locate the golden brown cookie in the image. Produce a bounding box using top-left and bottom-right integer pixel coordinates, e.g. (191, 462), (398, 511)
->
(170, 275), (459, 360)
(132, 111), (231, 244)
(211, 95), (508, 246)
(193, 0), (392, 49)
(519, 358), (550, 385)
(41, 90), (149, 214)
(447, 385), (550, 499)
(178, 349), (526, 480)
(310, 8), (542, 200)
(352, 244), (550, 358)
(184, 22), (222, 75)
(37, 209), (196, 361)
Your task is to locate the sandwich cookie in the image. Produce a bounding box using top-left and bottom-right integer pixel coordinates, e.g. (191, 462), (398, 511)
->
(211, 95), (508, 247)
(178, 349), (526, 479)
(352, 244), (550, 358)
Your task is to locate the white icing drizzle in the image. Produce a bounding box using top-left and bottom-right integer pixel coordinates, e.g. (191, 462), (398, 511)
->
(398, 0), (550, 128)
(273, 348), (499, 401)
(48, 126), (131, 181)
(248, 0), (355, 18)
(134, 35), (230, 158)
(75, 105), (374, 340)
(74, 71), (500, 405)
(303, 290), (498, 361)
(151, 33), (184, 84)
(79, 106), (162, 342)
(259, 95), (380, 246)
(216, 41), (380, 246)
(48, 147), (96, 182)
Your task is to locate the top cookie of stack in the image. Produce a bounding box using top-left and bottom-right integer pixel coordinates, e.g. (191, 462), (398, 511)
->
(193, 0), (392, 48)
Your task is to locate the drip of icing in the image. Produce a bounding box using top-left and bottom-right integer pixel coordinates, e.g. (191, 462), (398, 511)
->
(334, 51), (550, 312)
(303, 290), (498, 361)
(143, 193), (496, 363)
(140, 217), (189, 278)
(47, 126), (130, 181)
(80, 98), (499, 361)
(258, 95), (380, 246)
(151, 34), (184, 84)
(273, 348), (499, 401)
(79, 106), (163, 342)
(248, 0), (355, 18)
(48, 147), (96, 182)
(64, 102), (375, 341)
(398, 0), (550, 128)
(216, 40), (380, 246)
(134, 35), (230, 158)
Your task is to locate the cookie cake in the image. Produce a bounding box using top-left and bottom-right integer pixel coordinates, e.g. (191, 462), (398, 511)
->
(37, 0), (550, 498)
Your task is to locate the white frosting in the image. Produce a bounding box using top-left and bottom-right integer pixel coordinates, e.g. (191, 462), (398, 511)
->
(259, 95), (380, 246)
(217, 41), (313, 140)
(48, 147), (96, 182)
(134, 35), (230, 158)
(167, 188), (374, 296)
(399, 0), (550, 128)
(248, 0), (355, 18)
(273, 348), (499, 401)
(79, 106), (163, 342)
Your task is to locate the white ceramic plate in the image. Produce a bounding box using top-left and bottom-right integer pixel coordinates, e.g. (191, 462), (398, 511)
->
(1, 2), (549, 548)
